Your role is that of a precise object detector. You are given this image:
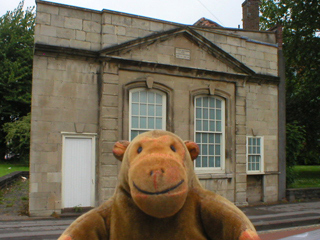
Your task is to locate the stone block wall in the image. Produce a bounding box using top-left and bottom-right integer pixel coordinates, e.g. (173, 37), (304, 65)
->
(35, 1), (278, 76)
(30, 54), (100, 216)
(30, 1), (281, 215)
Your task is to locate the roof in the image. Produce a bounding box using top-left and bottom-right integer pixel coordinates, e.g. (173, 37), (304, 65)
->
(193, 17), (223, 28)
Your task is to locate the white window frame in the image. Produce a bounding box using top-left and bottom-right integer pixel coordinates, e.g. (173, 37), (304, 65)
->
(129, 88), (166, 140)
(194, 96), (225, 173)
(246, 136), (264, 174)
(61, 133), (97, 208)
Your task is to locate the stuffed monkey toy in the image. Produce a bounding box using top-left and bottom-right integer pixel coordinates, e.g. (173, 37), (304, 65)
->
(58, 130), (260, 240)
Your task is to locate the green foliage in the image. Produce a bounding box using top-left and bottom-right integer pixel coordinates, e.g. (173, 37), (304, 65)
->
(288, 165), (320, 188)
(286, 123), (306, 167)
(3, 113), (31, 163)
(0, 1), (35, 161)
(260, 0), (320, 165)
(0, 163), (29, 177)
(286, 122), (306, 185)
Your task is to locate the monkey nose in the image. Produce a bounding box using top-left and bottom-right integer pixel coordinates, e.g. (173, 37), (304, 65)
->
(150, 169), (165, 176)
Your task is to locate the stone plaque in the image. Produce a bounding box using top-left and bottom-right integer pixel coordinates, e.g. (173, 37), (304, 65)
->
(175, 48), (191, 60)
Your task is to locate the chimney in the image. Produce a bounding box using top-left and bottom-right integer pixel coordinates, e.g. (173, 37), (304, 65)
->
(242, 0), (260, 31)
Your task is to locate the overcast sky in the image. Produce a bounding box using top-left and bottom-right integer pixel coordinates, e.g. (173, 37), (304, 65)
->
(1, 0), (245, 28)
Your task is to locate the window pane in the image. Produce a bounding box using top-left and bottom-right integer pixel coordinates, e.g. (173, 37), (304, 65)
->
(215, 157), (221, 167)
(131, 130), (139, 140)
(196, 133), (201, 143)
(215, 145), (221, 155)
(196, 108), (202, 118)
(215, 134), (221, 143)
(252, 138), (256, 145)
(156, 105), (162, 117)
(194, 97), (224, 169)
(196, 120), (202, 131)
(203, 97), (208, 107)
(196, 98), (202, 107)
(216, 121), (221, 131)
(209, 145), (214, 155)
(209, 134), (214, 143)
(156, 118), (162, 129)
(132, 92), (139, 102)
(216, 110), (222, 120)
(130, 89), (165, 139)
(132, 117), (139, 128)
(203, 108), (208, 119)
(202, 145), (208, 155)
(148, 92), (155, 103)
(140, 104), (147, 116)
(209, 157), (214, 167)
(140, 91), (147, 102)
(140, 117), (147, 128)
(202, 134), (207, 143)
(148, 117), (154, 129)
(148, 105), (155, 116)
(209, 109), (215, 120)
(216, 99), (221, 108)
(132, 103), (139, 115)
(203, 120), (208, 131)
(156, 94), (162, 104)
(196, 157), (201, 167)
(209, 98), (215, 108)
(247, 138), (262, 172)
(202, 156), (208, 167)
(209, 121), (215, 131)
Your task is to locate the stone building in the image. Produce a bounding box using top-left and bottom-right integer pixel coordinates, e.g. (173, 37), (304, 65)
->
(30, 0), (285, 216)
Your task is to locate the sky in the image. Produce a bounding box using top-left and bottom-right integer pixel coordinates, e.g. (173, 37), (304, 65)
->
(0, 0), (245, 28)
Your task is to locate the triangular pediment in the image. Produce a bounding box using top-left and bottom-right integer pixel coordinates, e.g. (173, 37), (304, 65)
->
(100, 27), (255, 76)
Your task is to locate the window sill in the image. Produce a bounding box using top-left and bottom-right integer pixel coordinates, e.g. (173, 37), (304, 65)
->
(196, 173), (233, 180)
(246, 171), (280, 175)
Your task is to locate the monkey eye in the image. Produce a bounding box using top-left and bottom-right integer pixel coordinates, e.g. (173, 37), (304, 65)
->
(170, 145), (176, 152)
(137, 146), (143, 153)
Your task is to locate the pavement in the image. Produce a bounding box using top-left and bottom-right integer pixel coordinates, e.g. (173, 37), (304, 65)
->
(0, 200), (319, 239)
(241, 200), (320, 231)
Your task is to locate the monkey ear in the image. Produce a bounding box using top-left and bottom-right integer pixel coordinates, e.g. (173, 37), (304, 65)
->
(113, 140), (130, 161)
(184, 141), (200, 161)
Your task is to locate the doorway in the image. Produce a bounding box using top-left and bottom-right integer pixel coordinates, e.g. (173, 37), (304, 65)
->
(62, 135), (96, 209)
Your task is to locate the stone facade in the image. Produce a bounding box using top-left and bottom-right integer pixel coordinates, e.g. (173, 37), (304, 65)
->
(30, 0), (284, 216)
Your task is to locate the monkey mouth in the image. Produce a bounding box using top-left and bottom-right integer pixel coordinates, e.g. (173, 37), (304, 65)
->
(133, 180), (185, 195)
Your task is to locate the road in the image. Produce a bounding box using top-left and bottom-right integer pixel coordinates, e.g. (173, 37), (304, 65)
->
(0, 218), (320, 240)
(0, 218), (73, 240)
(259, 224), (320, 240)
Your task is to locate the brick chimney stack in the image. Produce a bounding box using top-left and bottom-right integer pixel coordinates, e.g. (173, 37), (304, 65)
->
(242, 0), (260, 31)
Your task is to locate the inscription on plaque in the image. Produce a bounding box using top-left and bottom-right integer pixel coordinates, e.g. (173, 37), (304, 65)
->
(175, 48), (191, 60)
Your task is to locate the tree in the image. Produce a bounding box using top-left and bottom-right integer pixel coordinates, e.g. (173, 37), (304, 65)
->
(260, 0), (320, 165)
(0, 1), (35, 161)
(3, 113), (31, 163)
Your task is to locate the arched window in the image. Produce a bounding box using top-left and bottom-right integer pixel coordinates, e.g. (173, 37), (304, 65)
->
(194, 96), (225, 170)
(129, 88), (166, 140)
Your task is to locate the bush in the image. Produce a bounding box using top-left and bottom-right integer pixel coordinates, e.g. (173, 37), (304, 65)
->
(286, 122), (306, 185)
(2, 113), (30, 163)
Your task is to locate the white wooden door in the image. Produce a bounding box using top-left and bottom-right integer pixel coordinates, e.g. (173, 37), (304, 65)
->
(62, 136), (95, 208)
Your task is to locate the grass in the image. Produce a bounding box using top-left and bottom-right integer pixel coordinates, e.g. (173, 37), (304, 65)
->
(289, 165), (320, 188)
(0, 163), (29, 177)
